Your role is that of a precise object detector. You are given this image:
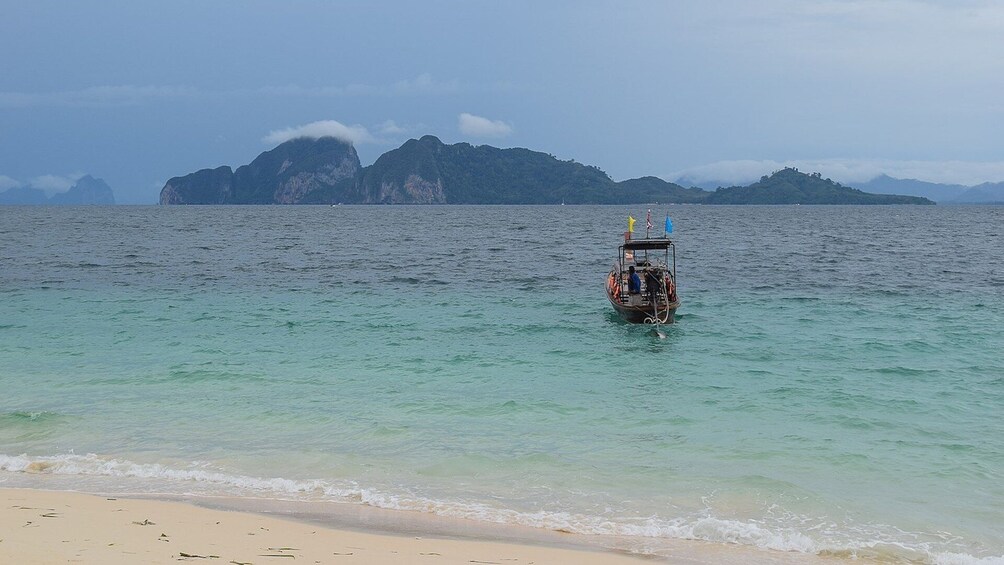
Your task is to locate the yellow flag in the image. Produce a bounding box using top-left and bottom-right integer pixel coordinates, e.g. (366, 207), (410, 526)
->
(628, 216), (636, 233)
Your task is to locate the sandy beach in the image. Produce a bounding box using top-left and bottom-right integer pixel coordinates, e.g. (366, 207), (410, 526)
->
(1, 488), (656, 565)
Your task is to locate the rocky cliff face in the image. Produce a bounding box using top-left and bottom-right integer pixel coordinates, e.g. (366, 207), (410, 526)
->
(369, 175), (445, 204)
(354, 136), (447, 204)
(401, 174), (445, 204)
(159, 137), (360, 204)
(273, 157), (360, 204)
(160, 166), (233, 205)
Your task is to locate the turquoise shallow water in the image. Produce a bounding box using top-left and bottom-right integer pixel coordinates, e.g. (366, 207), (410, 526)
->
(1, 205), (1002, 562)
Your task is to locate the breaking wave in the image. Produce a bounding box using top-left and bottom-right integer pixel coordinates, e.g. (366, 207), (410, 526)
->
(2, 452), (1000, 564)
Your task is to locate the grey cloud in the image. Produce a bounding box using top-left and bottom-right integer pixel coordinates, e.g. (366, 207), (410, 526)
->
(0, 85), (198, 108)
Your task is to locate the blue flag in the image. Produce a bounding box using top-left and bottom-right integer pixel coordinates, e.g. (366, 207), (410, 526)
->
(665, 215), (673, 234)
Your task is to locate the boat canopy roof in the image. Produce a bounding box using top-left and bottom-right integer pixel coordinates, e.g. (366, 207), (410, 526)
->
(622, 238), (673, 250)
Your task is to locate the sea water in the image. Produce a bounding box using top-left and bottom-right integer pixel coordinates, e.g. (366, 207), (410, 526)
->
(1, 205), (1001, 563)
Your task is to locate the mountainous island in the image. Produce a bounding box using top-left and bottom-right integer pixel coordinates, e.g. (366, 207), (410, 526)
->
(0, 175), (116, 205)
(160, 136), (933, 205)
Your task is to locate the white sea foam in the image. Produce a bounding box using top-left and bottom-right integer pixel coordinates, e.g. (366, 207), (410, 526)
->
(2, 452), (1000, 563)
(934, 554), (1004, 565)
(0, 453), (351, 498)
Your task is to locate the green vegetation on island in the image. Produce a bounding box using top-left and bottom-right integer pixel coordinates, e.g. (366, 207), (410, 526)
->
(706, 169), (933, 205)
(158, 136), (934, 205)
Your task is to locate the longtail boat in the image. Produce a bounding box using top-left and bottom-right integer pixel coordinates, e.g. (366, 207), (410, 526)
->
(605, 236), (680, 324)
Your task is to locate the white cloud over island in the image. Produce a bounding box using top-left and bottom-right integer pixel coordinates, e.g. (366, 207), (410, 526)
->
(262, 120), (376, 145)
(0, 173), (86, 196)
(30, 173), (84, 192)
(376, 120), (406, 135)
(458, 113), (513, 138)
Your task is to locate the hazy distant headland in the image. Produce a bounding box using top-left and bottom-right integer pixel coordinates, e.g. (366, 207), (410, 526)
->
(0, 175), (115, 205)
(159, 136), (935, 206)
(853, 175), (1004, 204)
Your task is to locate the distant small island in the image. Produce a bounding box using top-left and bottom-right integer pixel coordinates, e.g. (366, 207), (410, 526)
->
(0, 175), (115, 205)
(159, 136), (933, 205)
(705, 169), (931, 205)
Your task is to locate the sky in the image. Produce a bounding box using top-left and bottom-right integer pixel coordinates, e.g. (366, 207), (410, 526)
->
(2, 0), (1003, 203)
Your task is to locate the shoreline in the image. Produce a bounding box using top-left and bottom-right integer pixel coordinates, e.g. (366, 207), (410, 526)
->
(0, 487), (835, 564)
(1, 487), (649, 564)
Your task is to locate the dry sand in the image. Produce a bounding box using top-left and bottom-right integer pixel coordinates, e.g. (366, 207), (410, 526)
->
(1, 488), (649, 564)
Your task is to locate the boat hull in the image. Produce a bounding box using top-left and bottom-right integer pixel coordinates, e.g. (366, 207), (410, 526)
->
(606, 292), (680, 324)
